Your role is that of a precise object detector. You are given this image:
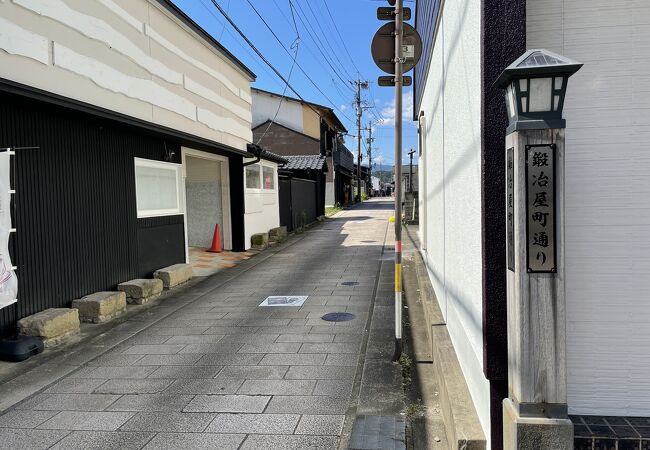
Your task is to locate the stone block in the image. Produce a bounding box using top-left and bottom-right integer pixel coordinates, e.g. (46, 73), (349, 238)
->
(71, 291), (126, 324)
(503, 399), (574, 450)
(117, 279), (163, 305)
(250, 232), (268, 249)
(154, 264), (193, 289)
(269, 226), (288, 242)
(17, 308), (80, 346)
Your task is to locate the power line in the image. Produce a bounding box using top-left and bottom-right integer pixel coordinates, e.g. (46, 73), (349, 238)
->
(290, 1), (356, 89)
(206, 0), (326, 122)
(318, 0), (363, 76)
(243, 0), (353, 122)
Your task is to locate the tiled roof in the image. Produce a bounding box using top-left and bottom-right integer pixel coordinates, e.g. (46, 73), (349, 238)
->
(260, 149), (289, 164)
(284, 155), (328, 172)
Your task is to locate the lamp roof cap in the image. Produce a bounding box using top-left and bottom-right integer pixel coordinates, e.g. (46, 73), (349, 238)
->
(495, 49), (583, 88)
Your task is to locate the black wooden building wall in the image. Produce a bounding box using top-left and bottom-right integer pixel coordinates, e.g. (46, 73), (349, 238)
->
(0, 91), (242, 337)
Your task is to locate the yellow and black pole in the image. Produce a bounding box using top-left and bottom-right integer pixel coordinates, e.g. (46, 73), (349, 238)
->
(391, 0), (404, 362)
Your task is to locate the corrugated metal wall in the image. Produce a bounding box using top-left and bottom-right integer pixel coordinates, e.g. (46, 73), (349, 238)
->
(0, 92), (185, 337)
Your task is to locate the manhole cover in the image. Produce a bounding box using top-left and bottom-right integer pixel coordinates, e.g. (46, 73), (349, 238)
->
(322, 312), (356, 322)
(341, 281), (359, 286)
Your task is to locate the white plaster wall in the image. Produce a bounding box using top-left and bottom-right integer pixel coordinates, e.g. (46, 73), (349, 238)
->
(251, 91), (304, 132)
(244, 160), (280, 250)
(0, 0), (253, 151)
(418, 0), (491, 442)
(528, 0), (650, 416)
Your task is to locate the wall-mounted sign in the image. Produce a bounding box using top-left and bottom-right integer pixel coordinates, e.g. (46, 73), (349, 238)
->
(525, 144), (556, 273)
(507, 147), (515, 272)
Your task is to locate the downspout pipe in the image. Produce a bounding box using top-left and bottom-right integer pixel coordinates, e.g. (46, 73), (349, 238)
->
(243, 143), (262, 167)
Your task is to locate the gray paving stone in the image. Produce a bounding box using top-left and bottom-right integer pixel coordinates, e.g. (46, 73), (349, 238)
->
(134, 354), (203, 366)
(147, 366), (222, 379)
(324, 354), (359, 366)
(146, 327), (209, 335)
(195, 354), (263, 366)
(17, 393), (121, 411)
(87, 354), (145, 366)
(259, 354), (326, 366)
(0, 429), (70, 450)
(219, 334), (279, 344)
(206, 413), (299, 434)
(120, 412), (215, 433)
(122, 344), (186, 355)
(107, 394), (194, 412)
(0, 410), (58, 428)
(125, 335), (172, 345)
(276, 334), (334, 343)
(183, 395), (270, 413)
(255, 326), (313, 334)
(238, 379), (316, 396)
(295, 415), (345, 436)
(285, 366), (356, 380)
(238, 343), (301, 353)
(45, 378), (108, 394)
(38, 411), (135, 431)
(215, 365), (288, 380)
(69, 366), (157, 379)
(178, 342), (243, 354)
(93, 379), (173, 394)
(142, 432), (245, 450)
(265, 396), (349, 414)
(164, 378), (243, 394)
(49, 431), (155, 450)
(163, 335), (224, 344)
(204, 326), (259, 335)
(313, 380), (354, 397)
(239, 434), (339, 450)
(333, 334), (364, 343)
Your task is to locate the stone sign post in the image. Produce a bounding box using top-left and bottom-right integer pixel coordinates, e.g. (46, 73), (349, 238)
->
(496, 49), (582, 450)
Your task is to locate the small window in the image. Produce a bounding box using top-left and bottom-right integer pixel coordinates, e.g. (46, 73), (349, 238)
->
(134, 158), (182, 217)
(246, 164), (261, 189)
(263, 166), (275, 190)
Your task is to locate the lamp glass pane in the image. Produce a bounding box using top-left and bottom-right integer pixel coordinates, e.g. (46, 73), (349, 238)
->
(521, 97), (528, 112)
(554, 77), (563, 90)
(553, 95), (560, 111)
(507, 85), (516, 118)
(519, 79), (528, 92)
(528, 77), (553, 112)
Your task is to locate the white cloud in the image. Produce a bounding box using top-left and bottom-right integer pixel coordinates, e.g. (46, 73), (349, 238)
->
(340, 104), (348, 111)
(377, 89), (414, 127)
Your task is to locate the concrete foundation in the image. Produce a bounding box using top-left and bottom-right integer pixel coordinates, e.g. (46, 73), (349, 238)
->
(17, 308), (80, 346)
(118, 279), (163, 305)
(72, 291), (127, 323)
(503, 398), (573, 450)
(154, 264), (193, 289)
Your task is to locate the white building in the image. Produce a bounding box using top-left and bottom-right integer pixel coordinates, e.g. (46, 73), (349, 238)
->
(415, 0), (650, 448)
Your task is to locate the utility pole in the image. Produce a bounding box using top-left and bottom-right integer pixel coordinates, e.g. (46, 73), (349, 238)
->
(392, 0), (404, 360)
(365, 123), (375, 197)
(355, 79), (368, 202)
(408, 148), (415, 193)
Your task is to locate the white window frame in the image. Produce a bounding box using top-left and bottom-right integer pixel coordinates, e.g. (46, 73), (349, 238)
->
(134, 157), (183, 218)
(262, 165), (276, 191)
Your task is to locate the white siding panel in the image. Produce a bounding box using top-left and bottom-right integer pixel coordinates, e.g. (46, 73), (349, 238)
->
(14, 0), (183, 84)
(53, 42), (196, 120)
(528, 0), (650, 415)
(97, 0), (144, 33)
(0, 16), (48, 64)
(419, 0), (490, 441)
(252, 91), (304, 131)
(184, 76), (251, 123)
(197, 107), (252, 142)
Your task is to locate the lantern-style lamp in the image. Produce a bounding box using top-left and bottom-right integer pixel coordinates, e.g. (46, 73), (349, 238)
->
(496, 49), (582, 134)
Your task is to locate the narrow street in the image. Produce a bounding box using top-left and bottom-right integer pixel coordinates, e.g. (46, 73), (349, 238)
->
(0, 199), (402, 450)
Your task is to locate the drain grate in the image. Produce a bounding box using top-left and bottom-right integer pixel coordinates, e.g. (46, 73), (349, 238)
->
(321, 312), (355, 322)
(341, 281), (359, 286)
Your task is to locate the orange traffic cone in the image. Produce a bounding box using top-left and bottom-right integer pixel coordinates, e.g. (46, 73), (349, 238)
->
(207, 223), (222, 253)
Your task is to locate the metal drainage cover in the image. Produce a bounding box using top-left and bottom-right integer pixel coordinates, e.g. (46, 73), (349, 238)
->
(341, 281), (359, 286)
(321, 312), (355, 322)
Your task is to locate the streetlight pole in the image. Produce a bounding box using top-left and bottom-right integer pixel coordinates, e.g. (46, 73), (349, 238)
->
(392, 0), (404, 361)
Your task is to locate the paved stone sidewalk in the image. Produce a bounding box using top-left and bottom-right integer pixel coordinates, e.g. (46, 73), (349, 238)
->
(0, 199), (396, 450)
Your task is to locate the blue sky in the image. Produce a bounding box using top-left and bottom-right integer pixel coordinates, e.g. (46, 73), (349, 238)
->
(171, 0), (419, 167)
